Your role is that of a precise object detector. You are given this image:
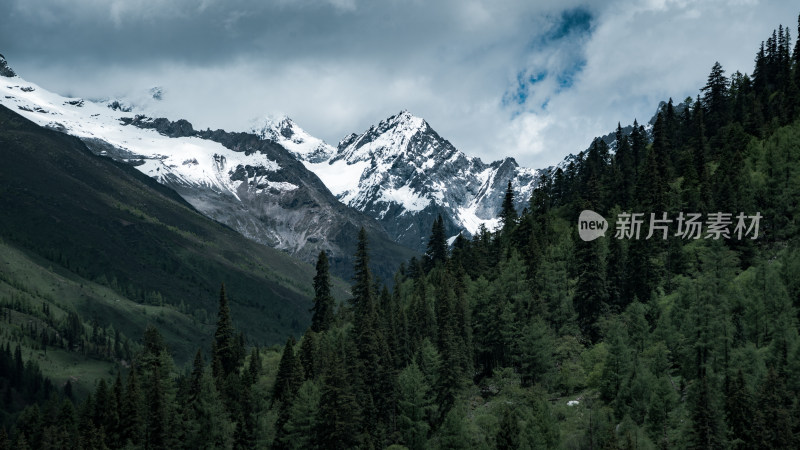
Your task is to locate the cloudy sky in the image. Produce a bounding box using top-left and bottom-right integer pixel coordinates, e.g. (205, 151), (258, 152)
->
(1, 0), (796, 168)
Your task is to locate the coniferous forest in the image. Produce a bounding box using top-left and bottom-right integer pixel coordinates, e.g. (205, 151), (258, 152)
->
(5, 14), (800, 450)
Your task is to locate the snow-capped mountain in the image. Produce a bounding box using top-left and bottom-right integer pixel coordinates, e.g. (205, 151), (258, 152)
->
(254, 116), (334, 163)
(0, 57), (411, 280)
(256, 110), (540, 250)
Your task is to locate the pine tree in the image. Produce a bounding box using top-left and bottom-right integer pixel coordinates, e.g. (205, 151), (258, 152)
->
(280, 380), (321, 450)
(189, 349), (205, 402)
(298, 331), (317, 380)
(214, 283), (239, 378)
(754, 367), (795, 449)
(687, 375), (725, 450)
(574, 212), (608, 342)
(314, 351), (363, 449)
(646, 375), (678, 448)
(500, 181), (518, 231)
(272, 336), (302, 406)
(425, 215), (448, 271)
(438, 405), (470, 449)
(396, 362), (432, 450)
(120, 369), (144, 447)
(614, 123), (635, 206)
(433, 270), (462, 415)
(311, 251), (335, 333)
(725, 370), (754, 449)
(701, 61), (730, 137)
(185, 366), (235, 450)
(516, 317), (554, 387)
(145, 365), (169, 450)
(0, 427), (8, 450)
(651, 112), (672, 181)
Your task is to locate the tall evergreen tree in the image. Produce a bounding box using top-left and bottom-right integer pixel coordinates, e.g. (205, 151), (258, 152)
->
(396, 361), (433, 450)
(311, 251), (335, 333)
(702, 61), (730, 137)
(280, 380), (321, 450)
(120, 369), (144, 447)
(687, 375), (726, 450)
(724, 369), (754, 449)
(574, 215), (608, 342)
(425, 215), (448, 271)
(314, 352), (363, 449)
(272, 336), (302, 406)
(500, 181), (518, 231)
(213, 283), (239, 378)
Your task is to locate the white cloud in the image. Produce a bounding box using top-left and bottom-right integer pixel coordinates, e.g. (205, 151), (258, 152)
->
(2, 0), (797, 170)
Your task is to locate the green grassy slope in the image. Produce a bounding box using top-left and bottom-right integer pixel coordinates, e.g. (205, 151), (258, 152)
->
(0, 105), (346, 364)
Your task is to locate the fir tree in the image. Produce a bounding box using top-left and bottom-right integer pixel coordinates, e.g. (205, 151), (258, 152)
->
(500, 180), (518, 231)
(574, 214), (608, 342)
(280, 380), (321, 450)
(185, 366), (235, 450)
(687, 375), (726, 450)
(314, 352), (363, 449)
(214, 283), (239, 378)
(425, 214), (448, 271)
(396, 361), (432, 450)
(725, 370), (754, 449)
(120, 369), (144, 447)
(272, 336), (302, 406)
(701, 61), (730, 136)
(145, 366), (169, 450)
(311, 251), (335, 333)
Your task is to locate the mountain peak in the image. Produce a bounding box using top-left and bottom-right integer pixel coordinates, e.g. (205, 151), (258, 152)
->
(0, 53), (17, 78)
(253, 115), (334, 163)
(332, 109), (433, 164)
(385, 109), (426, 131)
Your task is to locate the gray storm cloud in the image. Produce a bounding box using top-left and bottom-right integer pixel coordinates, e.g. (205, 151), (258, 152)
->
(1, 0), (796, 168)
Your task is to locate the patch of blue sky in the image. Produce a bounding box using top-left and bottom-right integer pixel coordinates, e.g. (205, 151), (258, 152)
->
(504, 6), (592, 112)
(504, 69), (548, 107)
(555, 59), (587, 91)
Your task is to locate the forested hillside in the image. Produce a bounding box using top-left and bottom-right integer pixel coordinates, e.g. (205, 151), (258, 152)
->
(3, 14), (800, 450)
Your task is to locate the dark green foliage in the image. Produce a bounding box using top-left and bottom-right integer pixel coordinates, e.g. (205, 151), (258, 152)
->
(687, 375), (726, 449)
(425, 215), (448, 271)
(397, 361), (433, 450)
(725, 370), (754, 449)
(754, 367), (795, 449)
(311, 251), (335, 333)
(314, 351), (363, 449)
(0, 105), (328, 361)
(5, 13), (800, 450)
(500, 181), (518, 231)
(496, 405), (520, 450)
(213, 283), (241, 379)
(574, 224), (608, 343)
(272, 336), (302, 406)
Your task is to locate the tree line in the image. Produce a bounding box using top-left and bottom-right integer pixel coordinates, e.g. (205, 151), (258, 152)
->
(3, 12), (800, 450)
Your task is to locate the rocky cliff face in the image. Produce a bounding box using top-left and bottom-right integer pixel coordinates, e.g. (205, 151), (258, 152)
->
(0, 54), (15, 77)
(257, 110), (540, 251)
(0, 73), (413, 281)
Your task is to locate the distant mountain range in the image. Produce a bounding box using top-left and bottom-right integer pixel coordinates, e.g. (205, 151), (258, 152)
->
(0, 54), (654, 270)
(255, 111), (540, 250)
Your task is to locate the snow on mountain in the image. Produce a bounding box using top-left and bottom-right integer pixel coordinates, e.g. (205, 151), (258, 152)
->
(253, 116), (334, 163)
(0, 75), (295, 201)
(254, 110), (540, 250)
(0, 63), (414, 280)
